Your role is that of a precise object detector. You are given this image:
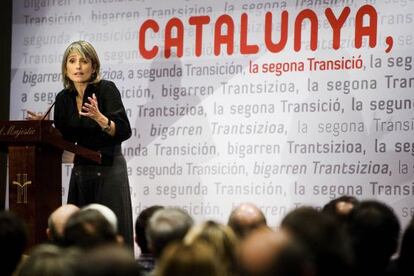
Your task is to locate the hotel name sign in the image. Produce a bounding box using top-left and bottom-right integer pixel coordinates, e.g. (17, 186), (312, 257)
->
(0, 125), (37, 139)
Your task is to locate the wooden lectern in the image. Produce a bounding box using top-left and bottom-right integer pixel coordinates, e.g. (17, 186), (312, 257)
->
(0, 120), (100, 247)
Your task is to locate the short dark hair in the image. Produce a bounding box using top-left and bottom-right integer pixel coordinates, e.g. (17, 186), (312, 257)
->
(348, 200), (400, 274)
(281, 207), (353, 276)
(0, 211), (28, 276)
(398, 215), (414, 274)
(63, 209), (117, 249)
(135, 205), (164, 254)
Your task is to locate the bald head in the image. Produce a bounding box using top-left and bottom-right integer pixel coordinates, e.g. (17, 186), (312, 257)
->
(228, 203), (267, 238)
(47, 204), (79, 243)
(336, 201), (355, 216)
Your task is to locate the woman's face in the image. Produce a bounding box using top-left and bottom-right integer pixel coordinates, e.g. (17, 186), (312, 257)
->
(65, 52), (95, 86)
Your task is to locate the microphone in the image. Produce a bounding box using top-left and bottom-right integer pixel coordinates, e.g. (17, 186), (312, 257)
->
(41, 101), (56, 120)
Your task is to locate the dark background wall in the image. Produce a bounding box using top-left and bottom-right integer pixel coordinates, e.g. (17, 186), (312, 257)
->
(0, 0), (12, 209)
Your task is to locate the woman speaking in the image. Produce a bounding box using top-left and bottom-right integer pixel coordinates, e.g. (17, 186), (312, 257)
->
(53, 40), (133, 247)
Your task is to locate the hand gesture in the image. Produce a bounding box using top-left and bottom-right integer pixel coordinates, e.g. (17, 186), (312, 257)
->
(26, 110), (46, 120)
(79, 93), (102, 121)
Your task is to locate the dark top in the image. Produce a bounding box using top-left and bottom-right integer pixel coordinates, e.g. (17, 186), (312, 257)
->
(54, 80), (131, 165)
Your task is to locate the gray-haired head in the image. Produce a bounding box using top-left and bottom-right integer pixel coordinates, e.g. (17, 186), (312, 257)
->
(146, 207), (194, 258)
(82, 204), (118, 233)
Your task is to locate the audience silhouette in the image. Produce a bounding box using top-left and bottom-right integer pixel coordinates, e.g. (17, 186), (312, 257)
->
(3, 197), (414, 276)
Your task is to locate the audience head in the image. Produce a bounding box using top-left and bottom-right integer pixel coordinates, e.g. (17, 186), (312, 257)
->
(135, 205), (164, 254)
(63, 208), (118, 249)
(82, 203), (118, 233)
(73, 244), (143, 276)
(271, 239), (314, 276)
(155, 240), (224, 276)
(228, 203), (267, 238)
(0, 211), (28, 275)
(398, 215), (414, 275)
(185, 220), (238, 275)
(281, 206), (353, 276)
(238, 226), (291, 276)
(348, 200), (400, 275)
(0, 211), (28, 276)
(322, 196), (359, 224)
(146, 207), (194, 258)
(47, 204), (79, 245)
(16, 244), (80, 276)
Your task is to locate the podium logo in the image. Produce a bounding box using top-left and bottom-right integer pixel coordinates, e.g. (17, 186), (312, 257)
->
(12, 173), (32, 204)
